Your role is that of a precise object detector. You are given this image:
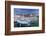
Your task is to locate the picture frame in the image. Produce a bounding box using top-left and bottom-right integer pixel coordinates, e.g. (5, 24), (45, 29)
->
(5, 1), (45, 35)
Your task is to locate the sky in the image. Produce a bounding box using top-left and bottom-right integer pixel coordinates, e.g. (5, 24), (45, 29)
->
(14, 8), (39, 15)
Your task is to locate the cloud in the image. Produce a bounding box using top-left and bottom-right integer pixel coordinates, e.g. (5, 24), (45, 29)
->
(14, 8), (39, 15)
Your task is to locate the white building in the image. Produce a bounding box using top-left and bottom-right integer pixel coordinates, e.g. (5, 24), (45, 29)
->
(14, 14), (38, 23)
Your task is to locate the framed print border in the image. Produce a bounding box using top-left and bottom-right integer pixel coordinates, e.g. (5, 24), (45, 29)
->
(5, 1), (45, 35)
